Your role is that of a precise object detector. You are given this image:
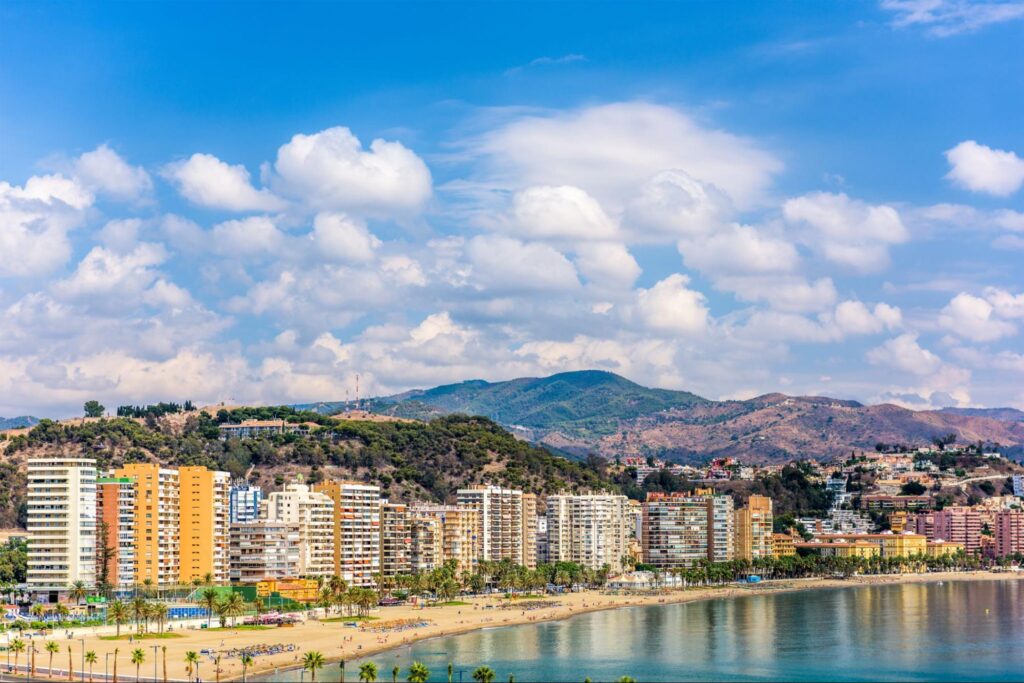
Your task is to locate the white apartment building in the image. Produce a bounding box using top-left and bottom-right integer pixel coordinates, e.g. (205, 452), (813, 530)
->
(228, 520), (301, 582)
(312, 481), (381, 586)
(546, 492), (630, 573)
(380, 501), (410, 578)
(262, 483), (335, 578)
(457, 485), (536, 568)
(26, 458), (98, 597)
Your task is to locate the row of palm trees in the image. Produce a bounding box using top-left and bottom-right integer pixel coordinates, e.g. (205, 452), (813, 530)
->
(5, 638), (157, 682)
(303, 654), (501, 683)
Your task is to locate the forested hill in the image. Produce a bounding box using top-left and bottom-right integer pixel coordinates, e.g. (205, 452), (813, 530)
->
(0, 410), (616, 528)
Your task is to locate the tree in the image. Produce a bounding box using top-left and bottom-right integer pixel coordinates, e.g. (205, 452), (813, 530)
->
(10, 638), (25, 677)
(108, 599), (130, 637)
(241, 654), (254, 683)
(218, 592), (247, 627)
(184, 651), (199, 683)
(69, 580), (89, 604)
(618, 678), (636, 683)
(68, 645), (73, 682)
(900, 481), (926, 496)
(45, 641), (60, 677)
(359, 661), (379, 682)
(84, 401), (105, 418)
(407, 662), (430, 683)
(472, 667), (496, 683)
(448, 662), (454, 683)
(112, 648), (119, 683)
(131, 649), (145, 683)
(304, 651), (326, 682)
(85, 650), (97, 683)
(162, 646), (168, 683)
(200, 587), (219, 627)
(392, 665), (400, 683)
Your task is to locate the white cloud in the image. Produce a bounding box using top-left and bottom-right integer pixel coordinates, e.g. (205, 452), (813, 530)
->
(573, 242), (642, 288)
(868, 333), (943, 375)
(509, 185), (618, 241)
(625, 170), (733, 238)
(634, 274), (710, 336)
(833, 300), (903, 335)
(465, 235), (580, 292)
(783, 192), (908, 272)
(473, 102), (782, 211)
(73, 144), (152, 201)
(678, 224), (799, 276)
(210, 216), (286, 256)
(164, 153), (286, 212)
(715, 275), (838, 313)
(944, 140), (1024, 196)
(54, 243), (167, 300)
(310, 212), (380, 263)
(938, 292), (1017, 342)
(270, 126), (431, 216)
(882, 0), (1024, 37)
(983, 286), (1024, 318)
(0, 175), (93, 278)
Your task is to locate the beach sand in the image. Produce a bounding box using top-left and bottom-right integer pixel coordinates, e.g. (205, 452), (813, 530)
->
(19, 570), (1022, 681)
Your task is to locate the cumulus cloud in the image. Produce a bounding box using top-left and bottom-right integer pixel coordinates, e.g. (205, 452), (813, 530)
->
(310, 212), (381, 263)
(634, 274), (710, 336)
(509, 185), (618, 241)
(783, 192), (908, 272)
(54, 243), (167, 300)
(73, 144), (152, 201)
(269, 126), (431, 217)
(678, 224), (799, 276)
(465, 235), (580, 292)
(938, 291), (1017, 342)
(944, 140), (1024, 196)
(164, 153), (286, 212)
(625, 170), (733, 238)
(472, 102), (782, 210)
(868, 333), (943, 375)
(210, 216), (286, 257)
(716, 275), (838, 313)
(573, 242), (642, 289)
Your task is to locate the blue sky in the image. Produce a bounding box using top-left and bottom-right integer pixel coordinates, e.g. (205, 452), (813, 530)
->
(1, 1), (1023, 417)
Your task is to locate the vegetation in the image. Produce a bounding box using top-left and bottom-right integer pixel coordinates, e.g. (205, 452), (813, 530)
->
(117, 401), (195, 418)
(84, 400), (105, 418)
(303, 651), (325, 682)
(0, 537), (27, 583)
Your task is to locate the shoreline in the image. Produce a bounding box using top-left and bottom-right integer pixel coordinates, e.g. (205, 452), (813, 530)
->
(32, 570), (1022, 682)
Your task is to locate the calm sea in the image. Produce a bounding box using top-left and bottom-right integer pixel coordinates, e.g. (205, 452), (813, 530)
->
(254, 579), (1024, 682)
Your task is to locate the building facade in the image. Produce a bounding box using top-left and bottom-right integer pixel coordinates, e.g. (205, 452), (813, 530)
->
(313, 481), (381, 586)
(546, 493), (630, 573)
(380, 501), (411, 579)
(178, 466), (231, 584)
(642, 490), (734, 568)
(26, 458), (97, 597)
(410, 504), (480, 573)
(229, 520), (301, 582)
(736, 495), (774, 561)
(114, 463), (181, 586)
(931, 508), (982, 554)
(263, 482), (336, 577)
(96, 475), (136, 590)
(995, 511), (1024, 558)
(229, 483), (263, 524)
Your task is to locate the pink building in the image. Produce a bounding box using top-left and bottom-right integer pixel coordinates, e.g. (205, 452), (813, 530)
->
(931, 508), (982, 554)
(995, 511), (1024, 558)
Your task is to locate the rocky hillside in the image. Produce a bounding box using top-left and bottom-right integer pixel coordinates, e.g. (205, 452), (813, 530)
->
(0, 409), (617, 528)
(305, 371), (1024, 463)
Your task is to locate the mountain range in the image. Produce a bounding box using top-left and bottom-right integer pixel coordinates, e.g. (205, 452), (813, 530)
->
(298, 371), (1024, 463)
(0, 416), (39, 431)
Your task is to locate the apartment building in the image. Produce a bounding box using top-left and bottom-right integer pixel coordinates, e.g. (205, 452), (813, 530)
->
(380, 501), (411, 579)
(228, 520), (301, 583)
(178, 466), (231, 584)
(263, 482), (335, 577)
(114, 463), (180, 586)
(26, 458), (97, 598)
(410, 504), (480, 573)
(641, 489), (735, 568)
(995, 510), (1024, 557)
(535, 516), (549, 565)
(546, 492), (630, 573)
(312, 481), (381, 586)
(736, 495), (774, 561)
(458, 485), (535, 568)
(930, 508), (982, 554)
(809, 532), (928, 558)
(96, 475), (136, 590)
(229, 483), (263, 524)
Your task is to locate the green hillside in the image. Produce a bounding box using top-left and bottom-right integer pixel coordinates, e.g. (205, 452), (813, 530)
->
(342, 370), (708, 439)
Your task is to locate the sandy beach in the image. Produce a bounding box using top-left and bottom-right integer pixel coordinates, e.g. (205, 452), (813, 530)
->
(12, 570), (1022, 682)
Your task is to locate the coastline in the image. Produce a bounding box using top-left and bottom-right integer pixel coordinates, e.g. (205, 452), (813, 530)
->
(46, 570), (1023, 682)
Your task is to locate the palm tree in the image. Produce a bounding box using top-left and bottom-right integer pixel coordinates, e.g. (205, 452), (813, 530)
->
(162, 645), (168, 683)
(130, 597), (149, 634)
(221, 592), (247, 627)
(448, 662), (454, 683)
(617, 677), (636, 683)
(112, 648), (119, 683)
(303, 651), (326, 682)
(472, 666), (495, 683)
(45, 641), (61, 678)
(392, 665), (400, 683)
(241, 653), (254, 683)
(340, 659), (346, 683)
(184, 651), (199, 683)
(359, 661), (379, 682)
(67, 644), (74, 682)
(108, 599), (130, 637)
(150, 602), (169, 634)
(85, 651), (97, 682)
(10, 638), (25, 676)
(69, 580), (89, 605)
(407, 662), (429, 683)
(214, 654), (222, 683)
(200, 587), (220, 627)
(130, 649), (145, 683)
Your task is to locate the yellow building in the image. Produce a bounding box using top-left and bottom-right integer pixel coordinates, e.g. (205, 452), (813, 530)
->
(772, 532), (796, 557)
(256, 578), (319, 603)
(926, 540), (964, 557)
(178, 466), (231, 584)
(890, 511), (909, 533)
(736, 495), (774, 561)
(796, 540), (880, 558)
(114, 463), (180, 586)
(878, 533), (927, 558)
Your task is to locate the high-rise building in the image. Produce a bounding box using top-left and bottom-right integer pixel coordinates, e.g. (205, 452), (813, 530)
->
(1013, 474), (1024, 498)
(458, 485), (535, 567)
(263, 482), (335, 577)
(736, 495), (774, 561)
(178, 466), (231, 584)
(535, 515), (549, 565)
(642, 489), (735, 568)
(229, 483), (263, 524)
(546, 493), (630, 573)
(229, 520), (301, 583)
(114, 463), (180, 586)
(313, 481), (381, 586)
(26, 458), (97, 597)
(96, 475), (135, 591)
(409, 504), (480, 573)
(380, 501), (411, 579)
(931, 508), (982, 554)
(995, 511), (1024, 557)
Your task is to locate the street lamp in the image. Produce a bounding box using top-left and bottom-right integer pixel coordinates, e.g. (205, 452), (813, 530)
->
(105, 652), (111, 682)
(80, 638), (85, 681)
(152, 645), (159, 682)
